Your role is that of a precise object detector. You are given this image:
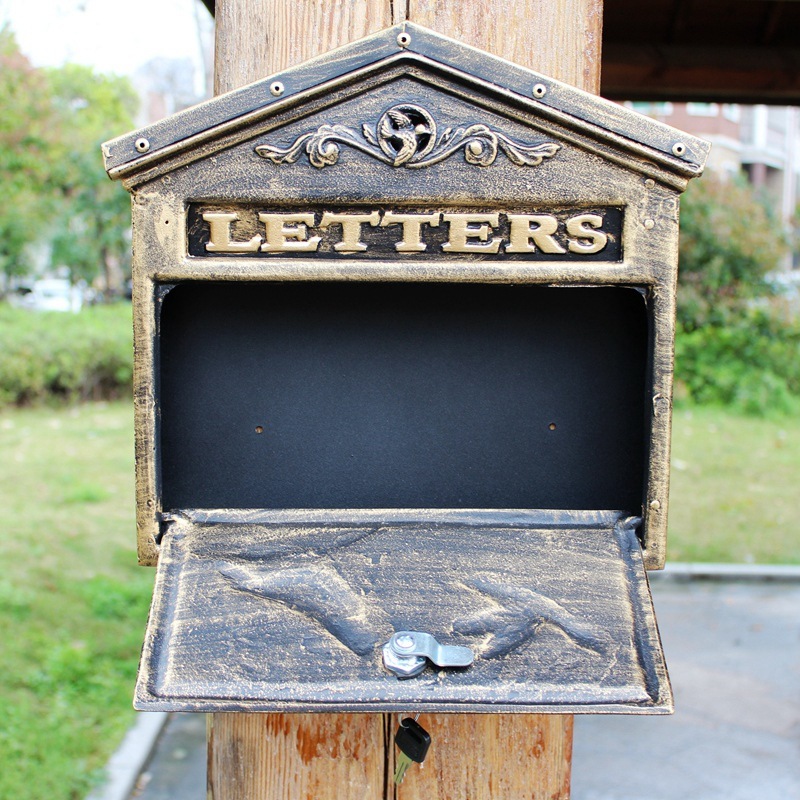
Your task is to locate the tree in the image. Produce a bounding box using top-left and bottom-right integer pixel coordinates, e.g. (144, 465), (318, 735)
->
(0, 26), (57, 285)
(0, 26), (137, 296)
(47, 64), (138, 295)
(677, 172), (786, 330)
(675, 172), (800, 414)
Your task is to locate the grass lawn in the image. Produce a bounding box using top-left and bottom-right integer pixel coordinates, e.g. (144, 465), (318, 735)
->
(0, 401), (152, 800)
(669, 406), (800, 564)
(0, 400), (797, 798)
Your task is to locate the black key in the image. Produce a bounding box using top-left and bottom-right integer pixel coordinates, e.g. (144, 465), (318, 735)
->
(394, 717), (431, 785)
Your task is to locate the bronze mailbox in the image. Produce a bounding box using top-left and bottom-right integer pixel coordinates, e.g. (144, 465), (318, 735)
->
(103, 24), (708, 713)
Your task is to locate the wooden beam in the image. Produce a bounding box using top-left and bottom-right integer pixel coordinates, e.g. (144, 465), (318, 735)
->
(602, 44), (800, 103)
(208, 714), (389, 799)
(407, 0), (603, 92)
(214, 0), (391, 95)
(208, 1), (605, 796)
(387, 714), (574, 800)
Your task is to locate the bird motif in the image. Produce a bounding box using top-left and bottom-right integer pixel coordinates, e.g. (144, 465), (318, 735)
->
(220, 560), (387, 656)
(378, 108), (433, 166)
(454, 577), (613, 659)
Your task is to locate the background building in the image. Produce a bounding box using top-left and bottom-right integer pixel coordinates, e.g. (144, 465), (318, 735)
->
(629, 101), (800, 272)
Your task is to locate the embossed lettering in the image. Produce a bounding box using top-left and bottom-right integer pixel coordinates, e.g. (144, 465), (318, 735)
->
(380, 211), (441, 252)
(566, 214), (608, 254)
(319, 211), (381, 253)
(259, 213), (321, 253)
(191, 206), (620, 261)
(203, 212), (261, 252)
(505, 214), (567, 254)
(441, 213), (501, 254)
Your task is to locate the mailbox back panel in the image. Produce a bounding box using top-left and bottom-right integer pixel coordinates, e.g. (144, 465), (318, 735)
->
(159, 282), (647, 511)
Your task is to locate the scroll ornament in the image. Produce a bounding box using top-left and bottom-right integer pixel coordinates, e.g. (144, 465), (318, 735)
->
(255, 103), (560, 169)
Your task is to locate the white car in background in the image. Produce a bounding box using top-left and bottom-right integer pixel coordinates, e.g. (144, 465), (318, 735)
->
(10, 278), (85, 312)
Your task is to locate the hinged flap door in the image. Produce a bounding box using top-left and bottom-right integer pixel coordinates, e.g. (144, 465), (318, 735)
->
(135, 509), (671, 713)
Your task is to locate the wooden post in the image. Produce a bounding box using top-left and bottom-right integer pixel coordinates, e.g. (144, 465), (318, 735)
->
(208, 1), (603, 797)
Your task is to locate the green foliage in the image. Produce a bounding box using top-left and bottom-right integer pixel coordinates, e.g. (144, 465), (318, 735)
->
(46, 64), (137, 291)
(676, 310), (800, 415)
(0, 26), (136, 292)
(678, 172), (787, 330)
(0, 27), (58, 279)
(675, 172), (800, 414)
(0, 302), (133, 405)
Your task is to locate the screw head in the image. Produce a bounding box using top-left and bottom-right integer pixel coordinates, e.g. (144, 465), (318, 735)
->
(672, 142), (687, 157)
(394, 634), (415, 650)
(533, 83), (547, 99)
(269, 81), (285, 97)
(644, 218), (655, 230)
(134, 137), (150, 154)
(383, 641), (426, 678)
(650, 499), (661, 511)
(397, 32), (411, 47)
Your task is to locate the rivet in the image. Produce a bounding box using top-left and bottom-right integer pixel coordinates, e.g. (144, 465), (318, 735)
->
(397, 32), (411, 47)
(645, 178), (655, 189)
(644, 218), (655, 229)
(269, 81), (285, 97)
(134, 137), (150, 154)
(650, 500), (661, 511)
(532, 83), (547, 99)
(672, 142), (687, 157)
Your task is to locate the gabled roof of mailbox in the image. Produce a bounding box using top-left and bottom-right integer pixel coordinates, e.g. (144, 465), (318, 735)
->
(102, 23), (709, 184)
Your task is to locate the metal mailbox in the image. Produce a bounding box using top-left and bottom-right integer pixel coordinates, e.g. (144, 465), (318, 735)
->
(103, 24), (709, 714)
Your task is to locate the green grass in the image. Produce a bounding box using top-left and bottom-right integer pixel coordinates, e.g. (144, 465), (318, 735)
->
(0, 401), (797, 799)
(0, 401), (152, 800)
(668, 406), (800, 564)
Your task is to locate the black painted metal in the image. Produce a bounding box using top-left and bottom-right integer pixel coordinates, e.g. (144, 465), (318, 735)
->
(186, 205), (625, 262)
(159, 282), (648, 513)
(102, 24), (710, 177)
(134, 509), (672, 713)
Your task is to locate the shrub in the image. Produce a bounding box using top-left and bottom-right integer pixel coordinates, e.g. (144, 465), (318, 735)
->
(675, 173), (800, 415)
(678, 172), (787, 330)
(675, 310), (800, 415)
(0, 302), (132, 406)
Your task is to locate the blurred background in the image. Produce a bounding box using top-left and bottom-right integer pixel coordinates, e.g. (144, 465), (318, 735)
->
(0, 2), (797, 798)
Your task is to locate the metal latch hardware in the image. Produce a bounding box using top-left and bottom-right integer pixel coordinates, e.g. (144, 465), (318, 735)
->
(382, 631), (474, 678)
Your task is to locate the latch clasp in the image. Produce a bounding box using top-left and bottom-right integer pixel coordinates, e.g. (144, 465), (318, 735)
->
(382, 631), (474, 678)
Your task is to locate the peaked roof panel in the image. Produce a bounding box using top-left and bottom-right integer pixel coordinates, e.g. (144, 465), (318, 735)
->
(102, 23), (709, 182)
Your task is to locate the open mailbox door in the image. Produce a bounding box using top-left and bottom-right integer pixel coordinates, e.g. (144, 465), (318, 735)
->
(103, 23), (708, 714)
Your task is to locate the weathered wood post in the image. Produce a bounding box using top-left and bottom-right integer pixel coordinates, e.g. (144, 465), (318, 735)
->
(207, 1), (602, 797)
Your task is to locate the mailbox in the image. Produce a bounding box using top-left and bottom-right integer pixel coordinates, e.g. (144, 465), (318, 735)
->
(103, 24), (708, 714)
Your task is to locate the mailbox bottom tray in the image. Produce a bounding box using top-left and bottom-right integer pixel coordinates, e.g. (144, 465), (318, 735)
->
(136, 509), (672, 713)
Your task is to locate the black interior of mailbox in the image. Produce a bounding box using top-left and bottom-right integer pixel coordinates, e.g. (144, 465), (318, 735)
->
(159, 282), (648, 512)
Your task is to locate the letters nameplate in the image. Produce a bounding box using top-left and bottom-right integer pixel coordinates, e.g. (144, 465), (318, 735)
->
(188, 205), (623, 261)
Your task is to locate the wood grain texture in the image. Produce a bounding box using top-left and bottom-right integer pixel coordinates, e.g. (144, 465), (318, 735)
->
(408, 0), (603, 92)
(208, 0), (599, 795)
(207, 713), (388, 799)
(391, 715), (573, 799)
(214, 0), (392, 94)
(214, 0), (603, 95)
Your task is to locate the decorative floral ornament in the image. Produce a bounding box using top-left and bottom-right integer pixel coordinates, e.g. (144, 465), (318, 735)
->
(255, 103), (561, 169)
